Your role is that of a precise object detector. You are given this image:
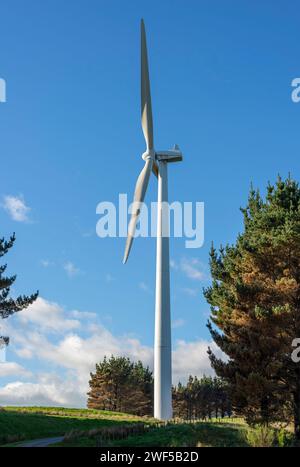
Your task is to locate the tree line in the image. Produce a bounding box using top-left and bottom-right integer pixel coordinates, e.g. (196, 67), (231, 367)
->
(87, 355), (230, 420)
(173, 375), (231, 420)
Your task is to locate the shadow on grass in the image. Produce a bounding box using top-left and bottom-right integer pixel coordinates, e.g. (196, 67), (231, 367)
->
(0, 408), (142, 445)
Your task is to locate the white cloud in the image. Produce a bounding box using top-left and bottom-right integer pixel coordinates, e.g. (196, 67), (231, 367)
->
(63, 261), (80, 278)
(172, 340), (225, 383)
(70, 310), (97, 320)
(170, 257), (208, 282)
(15, 348), (33, 359)
(180, 257), (206, 281)
(17, 297), (81, 333)
(2, 195), (31, 222)
(0, 296), (224, 406)
(0, 362), (32, 378)
(16, 328), (153, 381)
(0, 376), (83, 407)
(0, 347), (5, 363)
(0, 338), (223, 406)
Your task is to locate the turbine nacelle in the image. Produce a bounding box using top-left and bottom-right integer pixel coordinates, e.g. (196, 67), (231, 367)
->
(155, 144), (183, 163)
(142, 146), (183, 163)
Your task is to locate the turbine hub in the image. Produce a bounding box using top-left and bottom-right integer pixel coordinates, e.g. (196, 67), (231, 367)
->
(142, 148), (155, 161)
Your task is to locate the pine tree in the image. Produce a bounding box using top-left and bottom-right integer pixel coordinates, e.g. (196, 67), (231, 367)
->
(0, 233), (38, 349)
(172, 375), (231, 420)
(172, 381), (188, 419)
(132, 360), (153, 415)
(205, 176), (300, 436)
(87, 356), (153, 416)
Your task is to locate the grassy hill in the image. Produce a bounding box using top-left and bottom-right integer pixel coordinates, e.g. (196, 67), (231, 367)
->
(0, 406), (148, 445)
(57, 418), (250, 447)
(0, 407), (252, 447)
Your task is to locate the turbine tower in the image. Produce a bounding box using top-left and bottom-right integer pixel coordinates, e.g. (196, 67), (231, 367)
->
(123, 19), (182, 420)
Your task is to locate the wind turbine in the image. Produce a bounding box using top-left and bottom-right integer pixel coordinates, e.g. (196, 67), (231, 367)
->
(123, 19), (183, 421)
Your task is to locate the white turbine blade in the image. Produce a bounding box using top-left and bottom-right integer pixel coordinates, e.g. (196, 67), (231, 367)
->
(141, 19), (154, 150)
(123, 158), (153, 263)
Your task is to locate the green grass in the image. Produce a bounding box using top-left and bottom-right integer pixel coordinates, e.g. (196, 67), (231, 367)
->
(2, 406), (144, 419)
(55, 418), (249, 448)
(113, 421), (249, 447)
(1, 407), (274, 447)
(0, 407), (149, 445)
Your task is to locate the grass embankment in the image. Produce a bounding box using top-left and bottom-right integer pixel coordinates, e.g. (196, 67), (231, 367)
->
(56, 419), (249, 447)
(2, 407), (290, 447)
(0, 406), (148, 445)
(115, 419), (249, 447)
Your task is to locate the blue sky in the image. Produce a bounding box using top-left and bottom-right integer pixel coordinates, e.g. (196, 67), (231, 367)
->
(0, 0), (299, 406)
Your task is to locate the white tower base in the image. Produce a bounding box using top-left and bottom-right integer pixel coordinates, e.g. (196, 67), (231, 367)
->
(154, 160), (172, 420)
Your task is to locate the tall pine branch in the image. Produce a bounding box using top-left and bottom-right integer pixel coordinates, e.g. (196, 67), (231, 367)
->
(0, 233), (38, 347)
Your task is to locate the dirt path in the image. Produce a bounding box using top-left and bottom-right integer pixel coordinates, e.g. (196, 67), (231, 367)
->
(18, 436), (64, 447)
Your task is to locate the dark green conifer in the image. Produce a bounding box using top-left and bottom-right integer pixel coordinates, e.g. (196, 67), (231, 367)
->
(87, 355), (153, 416)
(205, 176), (300, 436)
(0, 233), (38, 348)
